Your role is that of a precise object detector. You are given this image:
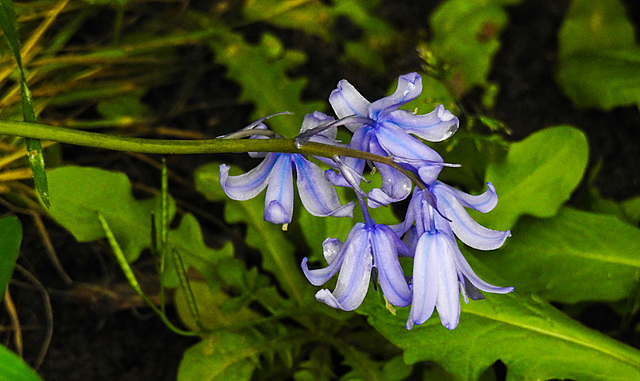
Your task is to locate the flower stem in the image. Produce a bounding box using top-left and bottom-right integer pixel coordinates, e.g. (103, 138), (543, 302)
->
(1, 120), (425, 186)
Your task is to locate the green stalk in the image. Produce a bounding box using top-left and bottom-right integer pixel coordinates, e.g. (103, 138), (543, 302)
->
(0, 120), (425, 186)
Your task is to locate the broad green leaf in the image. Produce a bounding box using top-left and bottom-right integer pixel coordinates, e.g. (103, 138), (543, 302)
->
(556, 47), (640, 110)
(556, 0), (640, 110)
(194, 163), (310, 305)
(428, 0), (522, 96)
(478, 126), (588, 230)
(47, 166), (173, 262)
(178, 331), (263, 381)
(558, 0), (635, 60)
(0, 215), (21, 299)
(199, 21), (324, 137)
(0, 344), (43, 381)
(481, 207), (640, 304)
(359, 260), (640, 381)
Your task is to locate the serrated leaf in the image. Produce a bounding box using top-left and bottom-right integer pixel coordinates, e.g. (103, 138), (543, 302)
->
(358, 259), (640, 381)
(194, 163), (310, 304)
(481, 207), (640, 304)
(429, 0), (522, 95)
(478, 126), (588, 230)
(0, 215), (21, 300)
(0, 344), (43, 381)
(47, 166), (173, 262)
(163, 214), (234, 288)
(243, 0), (397, 72)
(202, 24), (324, 137)
(178, 332), (263, 381)
(556, 0), (640, 110)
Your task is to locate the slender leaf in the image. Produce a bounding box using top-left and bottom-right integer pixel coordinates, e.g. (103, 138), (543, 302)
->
(0, 215), (21, 299)
(0, 344), (43, 381)
(0, 0), (50, 206)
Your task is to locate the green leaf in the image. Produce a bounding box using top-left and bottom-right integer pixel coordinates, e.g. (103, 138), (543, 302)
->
(164, 214), (234, 288)
(556, 47), (640, 110)
(557, 0), (635, 60)
(0, 0), (50, 207)
(359, 261), (640, 381)
(178, 331), (263, 381)
(478, 126), (589, 230)
(199, 22), (324, 137)
(194, 163), (310, 305)
(481, 207), (640, 304)
(428, 0), (522, 96)
(556, 0), (640, 110)
(0, 344), (43, 381)
(47, 166), (173, 262)
(0, 215), (21, 300)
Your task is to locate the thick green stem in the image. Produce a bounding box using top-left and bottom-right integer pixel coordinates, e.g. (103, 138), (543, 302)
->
(0, 120), (425, 186)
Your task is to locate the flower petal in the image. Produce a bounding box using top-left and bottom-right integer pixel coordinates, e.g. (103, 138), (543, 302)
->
(372, 225), (411, 307)
(434, 186), (511, 250)
(293, 155), (355, 218)
(264, 155), (294, 224)
(219, 155), (278, 200)
(384, 104), (459, 142)
(369, 72), (422, 119)
(433, 181), (499, 213)
(326, 229), (373, 311)
(407, 232), (439, 329)
(329, 79), (370, 120)
(375, 123), (444, 172)
(432, 233), (461, 330)
(451, 243), (514, 294)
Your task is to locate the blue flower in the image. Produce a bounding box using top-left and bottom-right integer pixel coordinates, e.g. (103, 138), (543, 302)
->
(219, 113), (355, 225)
(301, 222), (412, 310)
(327, 73), (460, 204)
(396, 182), (513, 330)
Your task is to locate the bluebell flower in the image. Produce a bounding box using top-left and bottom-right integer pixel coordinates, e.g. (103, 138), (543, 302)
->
(219, 113), (355, 225)
(301, 222), (412, 310)
(396, 182), (513, 330)
(327, 72), (460, 204)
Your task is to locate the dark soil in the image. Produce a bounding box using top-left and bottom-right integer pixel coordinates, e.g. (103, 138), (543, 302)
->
(3, 0), (639, 380)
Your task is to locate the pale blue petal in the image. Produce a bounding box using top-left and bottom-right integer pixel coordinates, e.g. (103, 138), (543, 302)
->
(372, 225), (411, 307)
(433, 232), (461, 330)
(369, 72), (422, 119)
(375, 123), (444, 170)
(384, 104), (459, 142)
(435, 187), (511, 250)
(325, 229), (372, 310)
(219, 154), (278, 200)
(451, 244), (514, 294)
(407, 232), (440, 329)
(433, 181), (499, 213)
(293, 155), (355, 218)
(264, 155), (294, 224)
(329, 79), (370, 120)
(367, 135), (412, 205)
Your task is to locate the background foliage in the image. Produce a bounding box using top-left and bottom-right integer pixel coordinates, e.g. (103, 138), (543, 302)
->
(1, 0), (640, 380)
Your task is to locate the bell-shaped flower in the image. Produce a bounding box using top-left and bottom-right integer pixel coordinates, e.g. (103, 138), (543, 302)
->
(327, 73), (460, 204)
(397, 183), (513, 330)
(301, 222), (412, 310)
(219, 114), (355, 225)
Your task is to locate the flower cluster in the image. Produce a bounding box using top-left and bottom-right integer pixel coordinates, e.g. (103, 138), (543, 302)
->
(220, 73), (512, 330)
